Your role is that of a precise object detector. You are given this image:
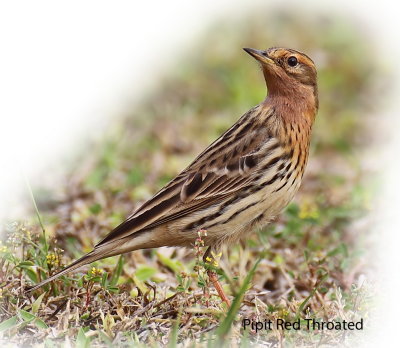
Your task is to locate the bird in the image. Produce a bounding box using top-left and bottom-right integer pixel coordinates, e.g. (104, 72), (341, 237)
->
(27, 47), (318, 305)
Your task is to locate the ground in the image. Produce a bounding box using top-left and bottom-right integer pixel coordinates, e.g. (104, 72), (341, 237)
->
(0, 10), (385, 347)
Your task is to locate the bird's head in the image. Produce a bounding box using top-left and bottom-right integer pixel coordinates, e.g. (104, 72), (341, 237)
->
(244, 47), (318, 110)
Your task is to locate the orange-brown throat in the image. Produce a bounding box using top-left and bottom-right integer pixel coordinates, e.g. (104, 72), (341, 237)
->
(263, 82), (318, 127)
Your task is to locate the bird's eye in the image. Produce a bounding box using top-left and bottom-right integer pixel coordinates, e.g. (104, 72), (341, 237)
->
(287, 56), (298, 67)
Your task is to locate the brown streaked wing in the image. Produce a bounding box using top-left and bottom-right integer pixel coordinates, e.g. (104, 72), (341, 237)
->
(95, 108), (275, 248)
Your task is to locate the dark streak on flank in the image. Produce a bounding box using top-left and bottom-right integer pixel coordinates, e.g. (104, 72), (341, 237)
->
(260, 172), (282, 188)
(206, 201), (259, 228)
(261, 156), (281, 171)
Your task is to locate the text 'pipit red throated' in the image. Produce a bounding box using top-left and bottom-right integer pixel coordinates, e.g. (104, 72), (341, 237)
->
(28, 47), (318, 305)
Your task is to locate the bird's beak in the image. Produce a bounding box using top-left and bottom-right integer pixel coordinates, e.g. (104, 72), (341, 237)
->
(243, 47), (274, 65)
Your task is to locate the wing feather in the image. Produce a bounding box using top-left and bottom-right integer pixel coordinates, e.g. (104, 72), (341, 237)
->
(96, 106), (278, 247)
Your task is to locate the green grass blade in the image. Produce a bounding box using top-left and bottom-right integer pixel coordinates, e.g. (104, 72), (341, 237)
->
(296, 272), (329, 318)
(76, 327), (90, 348)
(168, 306), (182, 348)
(216, 252), (265, 341)
(110, 255), (124, 286)
(0, 316), (18, 332)
(19, 309), (36, 322)
(24, 173), (48, 253)
(32, 292), (46, 314)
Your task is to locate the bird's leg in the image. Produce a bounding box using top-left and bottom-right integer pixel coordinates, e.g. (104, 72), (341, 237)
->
(203, 246), (231, 307)
(202, 246), (211, 306)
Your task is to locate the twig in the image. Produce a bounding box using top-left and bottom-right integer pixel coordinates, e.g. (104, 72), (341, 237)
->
(48, 298), (69, 320)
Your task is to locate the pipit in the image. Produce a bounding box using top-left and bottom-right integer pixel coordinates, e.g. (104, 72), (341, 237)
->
(28, 47), (318, 305)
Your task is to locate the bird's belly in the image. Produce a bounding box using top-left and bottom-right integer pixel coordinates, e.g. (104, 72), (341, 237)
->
(165, 174), (303, 248)
(210, 185), (299, 244)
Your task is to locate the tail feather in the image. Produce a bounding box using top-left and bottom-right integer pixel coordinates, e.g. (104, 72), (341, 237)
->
(26, 228), (158, 292)
(27, 249), (105, 292)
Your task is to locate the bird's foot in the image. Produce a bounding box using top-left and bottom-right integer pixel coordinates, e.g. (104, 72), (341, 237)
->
(207, 269), (231, 307)
(201, 245), (230, 306)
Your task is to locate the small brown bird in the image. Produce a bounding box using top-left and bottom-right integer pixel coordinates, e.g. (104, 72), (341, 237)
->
(28, 47), (318, 304)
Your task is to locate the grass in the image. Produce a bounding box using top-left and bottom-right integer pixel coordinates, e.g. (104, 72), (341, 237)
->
(0, 8), (384, 347)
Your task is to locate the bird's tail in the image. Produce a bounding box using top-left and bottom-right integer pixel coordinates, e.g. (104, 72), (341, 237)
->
(26, 246), (114, 292)
(26, 228), (160, 292)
